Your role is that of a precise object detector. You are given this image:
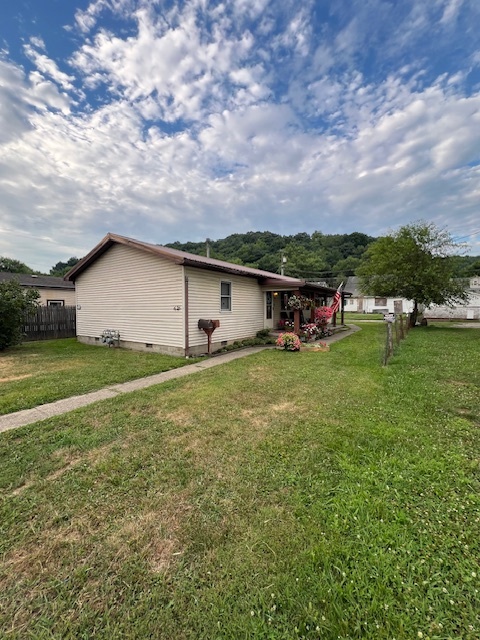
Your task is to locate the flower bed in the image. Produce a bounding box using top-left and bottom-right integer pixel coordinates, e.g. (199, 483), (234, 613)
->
(300, 341), (330, 352)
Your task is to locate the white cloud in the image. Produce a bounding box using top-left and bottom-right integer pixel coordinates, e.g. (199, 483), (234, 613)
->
(24, 41), (75, 91)
(1, 0), (480, 270)
(440, 0), (465, 24)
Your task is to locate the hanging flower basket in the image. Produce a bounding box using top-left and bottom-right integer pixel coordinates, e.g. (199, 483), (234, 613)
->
(287, 295), (313, 310)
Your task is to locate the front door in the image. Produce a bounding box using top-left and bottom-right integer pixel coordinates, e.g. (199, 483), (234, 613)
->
(264, 291), (274, 329)
(394, 300), (403, 314)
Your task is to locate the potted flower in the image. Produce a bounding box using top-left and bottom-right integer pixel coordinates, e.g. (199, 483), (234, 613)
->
(277, 319), (294, 331)
(301, 323), (320, 342)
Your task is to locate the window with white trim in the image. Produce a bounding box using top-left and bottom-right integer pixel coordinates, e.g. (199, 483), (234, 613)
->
(220, 281), (232, 311)
(47, 300), (65, 307)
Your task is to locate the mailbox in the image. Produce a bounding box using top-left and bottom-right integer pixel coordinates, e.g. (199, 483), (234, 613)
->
(197, 319), (220, 354)
(198, 319), (220, 330)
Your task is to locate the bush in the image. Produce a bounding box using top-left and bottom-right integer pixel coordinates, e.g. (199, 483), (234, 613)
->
(0, 280), (39, 350)
(256, 328), (271, 338)
(276, 332), (301, 351)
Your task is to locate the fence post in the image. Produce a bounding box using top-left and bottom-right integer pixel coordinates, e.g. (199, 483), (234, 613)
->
(399, 314), (405, 340)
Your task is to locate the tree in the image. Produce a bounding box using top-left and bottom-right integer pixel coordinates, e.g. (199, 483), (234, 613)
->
(0, 280), (40, 350)
(49, 257), (80, 277)
(0, 256), (34, 274)
(358, 222), (470, 326)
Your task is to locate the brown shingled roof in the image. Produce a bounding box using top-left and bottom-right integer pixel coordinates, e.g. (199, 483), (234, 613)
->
(0, 272), (75, 289)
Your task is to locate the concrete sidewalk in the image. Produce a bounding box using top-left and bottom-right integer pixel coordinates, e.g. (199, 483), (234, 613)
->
(0, 325), (360, 434)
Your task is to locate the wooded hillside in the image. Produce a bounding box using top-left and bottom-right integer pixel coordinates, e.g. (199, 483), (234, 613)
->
(167, 230), (480, 284)
(167, 231), (376, 284)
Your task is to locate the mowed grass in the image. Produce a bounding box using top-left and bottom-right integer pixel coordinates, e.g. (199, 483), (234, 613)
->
(343, 312), (385, 321)
(0, 324), (479, 639)
(0, 338), (198, 414)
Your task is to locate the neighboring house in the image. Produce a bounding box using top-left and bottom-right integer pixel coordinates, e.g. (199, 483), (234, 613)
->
(0, 272), (75, 306)
(65, 233), (343, 356)
(344, 276), (414, 315)
(424, 276), (480, 320)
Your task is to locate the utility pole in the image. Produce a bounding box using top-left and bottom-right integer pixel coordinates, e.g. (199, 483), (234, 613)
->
(280, 252), (287, 276)
(206, 238), (211, 258)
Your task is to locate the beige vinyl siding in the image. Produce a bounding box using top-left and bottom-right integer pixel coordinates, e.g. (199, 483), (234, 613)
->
(76, 244), (185, 348)
(186, 267), (264, 347)
(37, 288), (76, 306)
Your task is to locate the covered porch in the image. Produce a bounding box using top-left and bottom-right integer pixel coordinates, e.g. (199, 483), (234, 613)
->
(262, 280), (349, 335)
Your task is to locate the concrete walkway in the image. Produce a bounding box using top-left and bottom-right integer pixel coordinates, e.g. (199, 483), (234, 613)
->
(0, 325), (360, 434)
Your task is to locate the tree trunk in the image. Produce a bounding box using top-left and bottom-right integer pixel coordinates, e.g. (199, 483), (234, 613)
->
(410, 300), (418, 327)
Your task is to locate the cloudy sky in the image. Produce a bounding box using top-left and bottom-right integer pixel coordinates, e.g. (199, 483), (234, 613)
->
(1, 0), (480, 271)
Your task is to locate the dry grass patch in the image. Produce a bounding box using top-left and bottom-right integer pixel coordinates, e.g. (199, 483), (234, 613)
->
(239, 401), (298, 434)
(248, 365), (275, 383)
(163, 408), (198, 428)
(112, 500), (193, 575)
(0, 374), (32, 383)
(0, 515), (89, 588)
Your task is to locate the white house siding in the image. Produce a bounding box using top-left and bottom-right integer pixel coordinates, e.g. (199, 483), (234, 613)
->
(362, 297), (414, 314)
(37, 288), (76, 306)
(345, 296), (413, 314)
(425, 280), (480, 320)
(75, 244), (185, 353)
(186, 267), (264, 354)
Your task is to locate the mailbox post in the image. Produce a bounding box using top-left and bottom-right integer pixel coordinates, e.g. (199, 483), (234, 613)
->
(198, 319), (220, 354)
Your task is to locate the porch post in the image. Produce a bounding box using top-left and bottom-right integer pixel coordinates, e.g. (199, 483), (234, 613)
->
(294, 309), (300, 334)
(294, 289), (301, 334)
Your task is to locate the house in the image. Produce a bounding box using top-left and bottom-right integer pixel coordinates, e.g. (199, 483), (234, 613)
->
(344, 276), (414, 315)
(424, 276), (480, 320)
(0, 272), (75, 306)
(65, 233), (344, 356)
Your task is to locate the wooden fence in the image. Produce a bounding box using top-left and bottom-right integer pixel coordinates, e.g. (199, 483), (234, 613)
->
(23, 306), (76, 341)
(383, 313), (410, 365)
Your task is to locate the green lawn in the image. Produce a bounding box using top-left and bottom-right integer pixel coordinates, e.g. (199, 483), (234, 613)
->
(0, 324), (479, 639)
(343, 311), (385, 321)
(0, 338), (198, 415)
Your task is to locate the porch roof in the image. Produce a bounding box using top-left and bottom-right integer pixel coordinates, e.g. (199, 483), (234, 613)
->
(262, 278), (351, 297)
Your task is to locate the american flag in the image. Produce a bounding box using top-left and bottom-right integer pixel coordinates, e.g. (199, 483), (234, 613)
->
(330, 282), (343, 315)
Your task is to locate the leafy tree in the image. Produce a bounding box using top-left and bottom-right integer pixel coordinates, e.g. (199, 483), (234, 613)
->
(332, 256), (362, 282)
(468, 259), (480, 276)
(282, 242), (326, 279)
(0, 280), (40, 350)
(358, 222), (470, 326)
(0, 256), (34, 273)
(49, 257), (80, 277)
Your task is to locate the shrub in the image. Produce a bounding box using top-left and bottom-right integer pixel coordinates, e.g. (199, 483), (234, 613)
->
(0, 280), (40, 351)
(276, 332), (301, 351)
(256, 328), (271, 338)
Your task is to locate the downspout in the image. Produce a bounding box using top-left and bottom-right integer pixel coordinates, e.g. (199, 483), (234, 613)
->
(184, 275), (189, 357)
